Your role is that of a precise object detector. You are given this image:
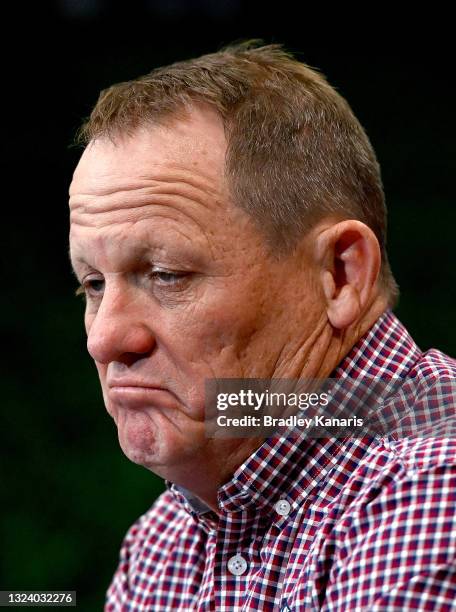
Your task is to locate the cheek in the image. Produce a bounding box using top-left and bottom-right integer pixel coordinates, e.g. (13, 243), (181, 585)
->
(164, 297), (269, 376)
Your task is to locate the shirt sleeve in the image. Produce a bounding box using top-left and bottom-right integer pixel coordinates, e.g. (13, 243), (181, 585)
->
(324, 461), (456, 611)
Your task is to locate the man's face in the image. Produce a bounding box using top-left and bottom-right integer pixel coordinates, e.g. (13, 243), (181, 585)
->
(69, 106), (323, 480)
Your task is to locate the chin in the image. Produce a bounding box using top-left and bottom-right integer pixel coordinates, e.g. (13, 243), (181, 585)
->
(115, 408), (156, 461)
(117, 421), (188, 473)
(114, 403), (208, 474)
(120, 445), (158, 469)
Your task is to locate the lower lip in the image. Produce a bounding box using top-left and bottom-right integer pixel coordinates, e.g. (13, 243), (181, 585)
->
(108, 386), (177, 409)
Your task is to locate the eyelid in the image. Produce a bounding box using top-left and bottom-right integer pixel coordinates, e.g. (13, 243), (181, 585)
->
(151, 264), (187, 273)
(74, 267), (192, 298)
(149, 267), (193, 291)
(150, 265), (190, 278)
(77, 274), (105, 299)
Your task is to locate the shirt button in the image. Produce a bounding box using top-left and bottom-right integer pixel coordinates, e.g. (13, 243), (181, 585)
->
(274, 499), (291, 516)
(227, 554), (248, 576)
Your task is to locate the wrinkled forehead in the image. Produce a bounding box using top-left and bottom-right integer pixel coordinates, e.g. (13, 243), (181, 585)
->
(67, 108), (267, 271)
(69, 106), (228, 204)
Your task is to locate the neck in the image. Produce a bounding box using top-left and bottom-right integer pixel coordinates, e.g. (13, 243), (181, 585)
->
(162, 436), (266, 514)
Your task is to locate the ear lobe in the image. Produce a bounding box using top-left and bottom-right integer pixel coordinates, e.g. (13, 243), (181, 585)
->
(327, 284), (361, 329)
(317, 220), (382, 330)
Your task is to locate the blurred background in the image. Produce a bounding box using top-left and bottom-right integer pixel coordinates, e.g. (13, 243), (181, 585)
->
(1, 2), (454, 609)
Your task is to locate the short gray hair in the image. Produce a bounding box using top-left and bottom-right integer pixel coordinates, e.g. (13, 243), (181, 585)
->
(78, 41), (399, 305)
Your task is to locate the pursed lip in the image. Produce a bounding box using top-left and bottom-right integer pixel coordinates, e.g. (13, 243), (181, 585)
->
(107, 380), (178, 407)
(108, 379), (167, 390)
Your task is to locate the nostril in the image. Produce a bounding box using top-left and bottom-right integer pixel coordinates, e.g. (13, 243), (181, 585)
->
(118, 350), (155, 367)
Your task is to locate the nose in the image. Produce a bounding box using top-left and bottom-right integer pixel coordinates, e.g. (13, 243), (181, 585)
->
(86, 284), (156, 365)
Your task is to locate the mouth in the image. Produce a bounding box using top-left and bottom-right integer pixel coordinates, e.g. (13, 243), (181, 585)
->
(107, 381), (178, 409)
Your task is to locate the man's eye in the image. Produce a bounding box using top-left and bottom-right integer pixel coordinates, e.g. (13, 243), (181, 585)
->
(88, 279), (105, 292)
(76, 278), (105, 298)
(151, 269), (189, 286)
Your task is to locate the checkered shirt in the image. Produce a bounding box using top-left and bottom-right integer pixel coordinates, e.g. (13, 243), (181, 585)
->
(106, 311), (456, 611)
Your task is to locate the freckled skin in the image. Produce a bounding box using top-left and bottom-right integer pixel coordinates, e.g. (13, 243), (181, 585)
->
(69, 106), (369, 508)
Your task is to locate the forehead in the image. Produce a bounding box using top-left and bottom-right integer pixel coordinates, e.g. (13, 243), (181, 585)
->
(68, 106), (262, 273)
(69, 106), (227, 199)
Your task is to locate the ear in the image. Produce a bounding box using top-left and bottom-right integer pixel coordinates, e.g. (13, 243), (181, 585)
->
(314, 220), (382, 329)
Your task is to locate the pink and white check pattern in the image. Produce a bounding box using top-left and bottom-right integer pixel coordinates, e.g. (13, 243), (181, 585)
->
(106, 311), (456, 611)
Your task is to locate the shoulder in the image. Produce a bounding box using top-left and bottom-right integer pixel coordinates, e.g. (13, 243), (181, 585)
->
(377, 346), (456, 467)
(407, 346), (456, 406)
(320, 434), (456, 607)
(335, 381), (456, 560)
(322, 444), (456, 609)
(120, 489), (197, 559)
(325, 347), (456, 536)
(417, 347), (456, 377)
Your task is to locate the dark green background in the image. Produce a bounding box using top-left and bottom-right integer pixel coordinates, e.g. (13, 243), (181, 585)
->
(1, 3), (454, 610)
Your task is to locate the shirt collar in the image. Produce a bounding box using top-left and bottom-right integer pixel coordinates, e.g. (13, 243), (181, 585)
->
(170, 310), (422, 517)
